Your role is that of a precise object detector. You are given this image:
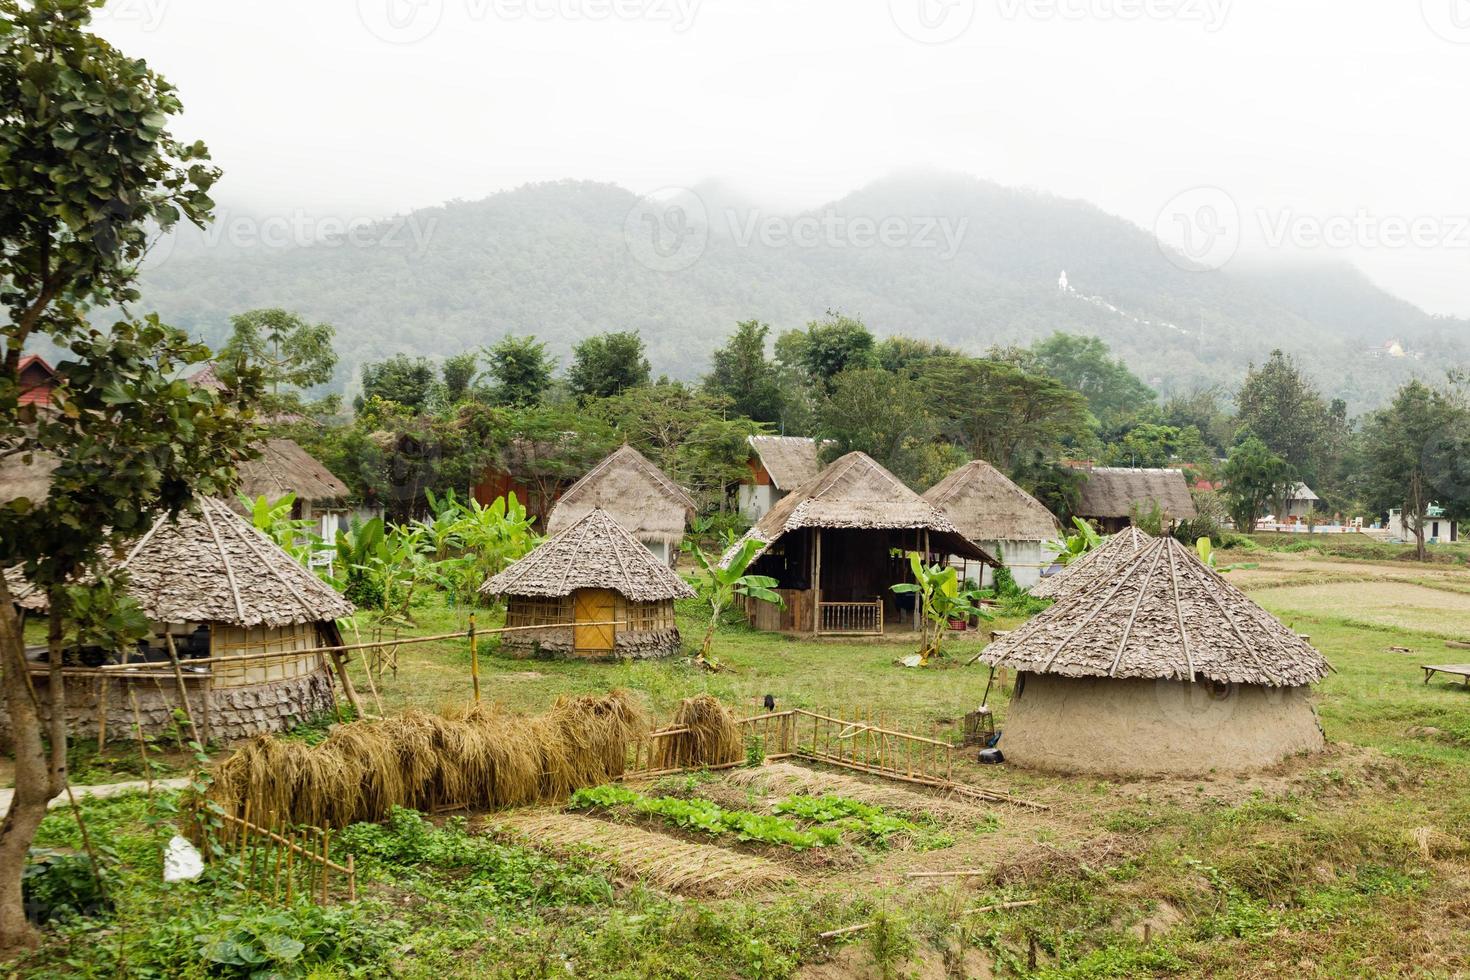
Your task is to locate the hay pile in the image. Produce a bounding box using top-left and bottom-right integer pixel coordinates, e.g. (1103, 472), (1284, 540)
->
(650, 694), (744, 770)
(204, 690), (648, 829)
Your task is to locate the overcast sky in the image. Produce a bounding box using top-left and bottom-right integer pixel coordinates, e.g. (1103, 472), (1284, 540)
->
(95, 0), (1470, 316)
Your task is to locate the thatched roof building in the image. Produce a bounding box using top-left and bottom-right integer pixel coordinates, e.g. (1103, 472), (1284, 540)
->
(726, 452), (994, 634)
(483, 508), (694, 660)
(546, 445), (695, 565)
(1, 497), (355, 744)
(982, 536), (1328, 775)
(1073, 466), (1196, 532)
(923, 460), (1060, 588)
(739, 436), (826, 522)
(235, 439), (350, 509)
(1031, 526), (1151, 600)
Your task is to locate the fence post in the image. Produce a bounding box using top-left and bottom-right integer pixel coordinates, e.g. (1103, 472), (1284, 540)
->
(469, 613), (480, 703)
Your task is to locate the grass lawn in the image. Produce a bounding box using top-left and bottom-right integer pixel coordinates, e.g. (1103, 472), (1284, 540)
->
(10, 544), (1470, 978)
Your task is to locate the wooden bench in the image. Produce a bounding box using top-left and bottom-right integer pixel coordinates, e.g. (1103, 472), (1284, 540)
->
(1421, 664), (1470, 687)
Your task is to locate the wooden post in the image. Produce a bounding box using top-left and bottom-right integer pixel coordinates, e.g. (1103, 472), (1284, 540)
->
(162, 633), (201, 746)
(329, 648), (364, 720)
(94, 675), (108, 749)
(812, 529), (823, 633)
(468, 613), (480, 703)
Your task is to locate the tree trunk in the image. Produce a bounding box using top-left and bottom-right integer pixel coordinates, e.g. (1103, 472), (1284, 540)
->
(0, 574), (60, 955)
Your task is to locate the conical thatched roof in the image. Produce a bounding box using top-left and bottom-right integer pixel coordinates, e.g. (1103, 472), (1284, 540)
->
(922, 460), (1060, 543)
(120, 497), (354, 627)
(982, 536), (1329, 687)
(234, 439), (350, 507)
(547, 445), (695, 547)
(1031, 526), (1152, 600)
(6, 497), (354, 626)
(726, 452), (994, 565)
(482, 508), (696, 603)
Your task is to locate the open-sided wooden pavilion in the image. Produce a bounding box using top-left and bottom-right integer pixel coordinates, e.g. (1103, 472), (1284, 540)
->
(723, 452), (994, 635)
(981, 535), (1328, 775)
(482, 508), (696, 660)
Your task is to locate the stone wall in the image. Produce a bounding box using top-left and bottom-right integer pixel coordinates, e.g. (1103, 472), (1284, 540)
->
(0, 667), (338, 748)
(499, 625), (683, 661)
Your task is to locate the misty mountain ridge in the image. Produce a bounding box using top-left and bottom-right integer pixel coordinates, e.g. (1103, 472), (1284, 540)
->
(135, 173), (1469, 413)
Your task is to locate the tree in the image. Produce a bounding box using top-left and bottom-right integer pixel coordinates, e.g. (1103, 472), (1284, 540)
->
(357, 354), (436, 412)
(1235, 350), (1331, 485)
(1220, 436), (1296, 533)
(1029, 333), (1156, 431)
(483, 335), (554, 407)
(1361, 381), (1470, 561)
(497, 405), (617, 519)
(567, 330), (649, 399)
(776, 312), (878, 390)
(702, 319), (783, 424)
(441, 351), (478, 404)
(814, 368), (943, 488)
(217, 308), (337, 396)
(876, 336), (959, 377)
(916, 357), (1090, 473)
(684, 538), (782, 671)
(0, 0), (251, 950)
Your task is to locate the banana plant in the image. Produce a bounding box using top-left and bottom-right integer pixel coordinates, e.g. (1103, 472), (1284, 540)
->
(1045, 516), (1102, 565)
(241, 492), (321, 567)
(1195, 537), (1258, 574)
(891, 551), (992, 665)
(684, 537), (783, 671)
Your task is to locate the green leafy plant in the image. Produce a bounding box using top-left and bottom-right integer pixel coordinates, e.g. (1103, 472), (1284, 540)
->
(568, 786), (841, 850)
(1046, 516), (1102, 565)
(1196, 537), (1259, 574)
(685, 537), (783, 671)
(772, 794), (952, 850)
(890, 552), (992, 665)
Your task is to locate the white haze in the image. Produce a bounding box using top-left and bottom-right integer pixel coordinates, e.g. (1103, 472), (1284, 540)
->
(93, 0), (1470, 316)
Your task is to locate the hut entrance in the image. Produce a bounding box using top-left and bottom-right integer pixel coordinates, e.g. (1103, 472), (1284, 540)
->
(573, 589), (617, 654)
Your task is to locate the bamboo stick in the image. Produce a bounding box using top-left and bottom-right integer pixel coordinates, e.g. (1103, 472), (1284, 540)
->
(215, 812), (354, 874)
(163, 633), (201, 746)
(796, 750), (1049, 809)
(94, 675), (108, 748)
(468, 613), (480, 703)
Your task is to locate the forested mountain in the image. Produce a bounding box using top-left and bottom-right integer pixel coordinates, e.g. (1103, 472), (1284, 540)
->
(137, 173), (1466, 411)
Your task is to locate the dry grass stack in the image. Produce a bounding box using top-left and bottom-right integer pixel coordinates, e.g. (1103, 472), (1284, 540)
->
(202, 690), (649, 829)
(650, 694), (744, 770)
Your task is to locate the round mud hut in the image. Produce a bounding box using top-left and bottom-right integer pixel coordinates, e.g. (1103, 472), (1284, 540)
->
(981, 536), (1329, 776)
(2, 497), (355, 744)
(1031, 525), (1151, 600)
(482, 508), (695, 660)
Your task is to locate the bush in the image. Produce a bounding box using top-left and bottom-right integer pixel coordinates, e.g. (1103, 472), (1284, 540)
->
(23, 849), (111, 925)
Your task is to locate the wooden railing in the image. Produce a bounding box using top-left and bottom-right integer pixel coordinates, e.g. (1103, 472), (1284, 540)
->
(816, 599), (883, 635)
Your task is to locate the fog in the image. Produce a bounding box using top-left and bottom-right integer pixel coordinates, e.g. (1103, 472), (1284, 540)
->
(94, 0), (1470, 315)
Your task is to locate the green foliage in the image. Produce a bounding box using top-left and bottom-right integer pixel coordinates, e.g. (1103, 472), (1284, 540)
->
(1221, 435), (1296, 532)
(568, 330), (651, 399)
(685, 537), (783, 669)
(814, 367), (958, 488)
(416, 489), (540, 606)
(440, 350), (479, 404)
(1235, 349), (1332, 485)
(22, 848), (111, 925)
(1029, 332), (1156, 432)
(771, 795), (952, 850)
(567, 786), (842, 850)
(891, 551), (992, 664)
(356, 353), (437, 412)
(1360, 378), (1470, 559)
(483, 335), (554, 406)
(776, 311), (878, 390)
(703, 318), (785, 423)
(1047, 516), (1102, 565)
(217, 308), (337, 396)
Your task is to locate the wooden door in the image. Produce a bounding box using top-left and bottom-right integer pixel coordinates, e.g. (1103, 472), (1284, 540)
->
(573, 589), (617, 654)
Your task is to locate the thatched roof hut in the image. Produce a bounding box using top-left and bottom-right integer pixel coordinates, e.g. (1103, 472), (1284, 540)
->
(739, 436), (826, 522)
(1073, 466), (1196, 532)
(1031, 526), (1152, 600)
(483, 508), (694, 660)
(235, 439), (349, 510)
(981, 536), (1328, 775)
(726, 452), (993, 634)
(923, 460), (1059, 588)
(1, 497), (355, 744)
(546, 445), (695, 565)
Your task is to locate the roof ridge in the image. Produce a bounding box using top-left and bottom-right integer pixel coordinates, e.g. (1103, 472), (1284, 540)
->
(199, 497), (249, 623)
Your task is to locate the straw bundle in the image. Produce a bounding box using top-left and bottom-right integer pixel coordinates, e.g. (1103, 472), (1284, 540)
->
(650, 694), (744, 770)
(202, 690), (649, 829)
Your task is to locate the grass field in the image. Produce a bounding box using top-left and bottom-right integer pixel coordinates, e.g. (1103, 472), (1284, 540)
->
(11, 541), (1470, 978)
